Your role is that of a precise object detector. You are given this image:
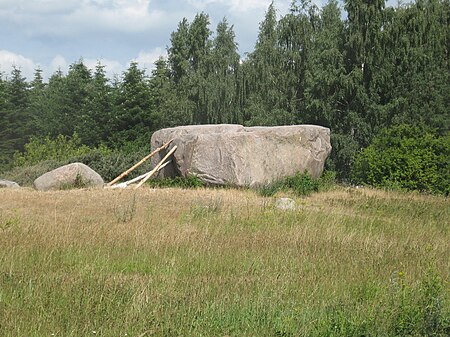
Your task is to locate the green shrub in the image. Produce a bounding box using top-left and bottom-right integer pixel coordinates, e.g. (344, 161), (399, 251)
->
(318, 170), (337, 191)
(352, 124), (450, 195)
(3, 150), (154, 187)
(257, 172), (322, 197)
(72, 149), (151, 183)
(147, 175), (205, 189)
(258, 181), (283, 197)
(2, 160), (67, 186)
(284, 172), (320, 196)
(12, 133), (96, 167)
(5, 134), (154, 185)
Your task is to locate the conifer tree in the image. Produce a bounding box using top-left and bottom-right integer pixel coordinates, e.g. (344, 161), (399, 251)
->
(108, 61), (153, 148)
(188, 12), (212, 124)
(245, 1), (283, 125)
(28, 67), (46, 138)
(0, 72), (10, 169)
(76, 62), (113, 146)
(3, 67), (31, 156)
(209, 18), (240, 123)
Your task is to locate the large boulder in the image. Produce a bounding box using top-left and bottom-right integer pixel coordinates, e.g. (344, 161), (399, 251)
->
(151, 124), (331, 187)
(33, 163), (104, 191)
(0, 179), (20, 189)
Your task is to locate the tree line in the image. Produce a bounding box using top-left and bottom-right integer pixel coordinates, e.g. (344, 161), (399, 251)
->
(0, 0), (448, 181)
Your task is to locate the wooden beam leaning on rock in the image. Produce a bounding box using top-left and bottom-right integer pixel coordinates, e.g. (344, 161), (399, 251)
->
(107, 139), (173, 186)
(109, 161), (172, 189)
(135, 145), (178, 189)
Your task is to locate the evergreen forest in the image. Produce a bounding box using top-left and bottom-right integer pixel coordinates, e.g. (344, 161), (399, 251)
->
(0, 0), (449, 193)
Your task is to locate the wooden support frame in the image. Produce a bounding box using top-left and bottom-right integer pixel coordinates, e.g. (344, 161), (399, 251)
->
(107, 139), (173, 186)
(134, 145), (178, 189)
(109, 160), (172, 189)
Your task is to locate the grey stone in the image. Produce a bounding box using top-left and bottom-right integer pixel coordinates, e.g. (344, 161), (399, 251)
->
(275, 197), (296, 210)
(33, 163), (104, 191)
(151, 124), (331, 187)
(0, 179), (20, 189)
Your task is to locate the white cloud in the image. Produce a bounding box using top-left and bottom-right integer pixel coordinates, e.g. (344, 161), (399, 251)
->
(63, 0), (166, 34)
(47, 55), (132, 79)
(187, 0), (272, 12)
(84, 57), (124, 78)
(49, 55), (69, 74)
(0, 0), (169, 37)
(185, 0), (293, 14)
(133, 47), (167, 72)
(0, 48), (170, 81)
(0, 50), (37, 79)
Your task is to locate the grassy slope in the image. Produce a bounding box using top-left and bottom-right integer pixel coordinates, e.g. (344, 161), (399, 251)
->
(0, 187), (449, 336)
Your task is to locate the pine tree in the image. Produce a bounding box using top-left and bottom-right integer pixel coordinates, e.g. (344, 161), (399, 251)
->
(344, 0), (385, 145)
(28, 67), (46, 138)
(166, 16), (198, 124)
(278, 0), (321, 125)
(0, 72), (10, 169)
(188, 12), (213, 124)
(304, 0), (346, 129)
(37, 68), (66, 137)
(108, 61), (154, 149)
(168, 18), (191, 85)
(149, 57), (189, 127)
(209, 18), (240, 123)
(384, 0), (449, 132)
(245, 1), (284, 125)
(3, 67), (32, 156)
(76, 62), (114, 146)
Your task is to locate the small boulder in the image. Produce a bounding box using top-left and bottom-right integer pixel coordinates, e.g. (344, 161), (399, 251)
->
(275, 197), (296, 210)
(0, 179), (20, 189)
(33, 163), (104, 191)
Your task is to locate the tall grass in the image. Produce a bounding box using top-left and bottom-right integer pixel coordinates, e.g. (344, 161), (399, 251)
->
(0, 187), (448, 336)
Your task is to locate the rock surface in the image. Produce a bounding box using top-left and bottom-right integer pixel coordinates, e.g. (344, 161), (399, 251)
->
(275, 197), (296, 210)
(151, 124), (331, 187)
(33, 163), (104, 191)
(0, 179), (20, 189)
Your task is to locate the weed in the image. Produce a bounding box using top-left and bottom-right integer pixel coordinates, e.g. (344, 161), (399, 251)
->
(0, 187), (448, 336)
(189, 197), (223, 219)
(147, 174), (204, 189)
(0, 210), (20, 230)
(257, 172), (321, 197)
(113, 193), (137, 223)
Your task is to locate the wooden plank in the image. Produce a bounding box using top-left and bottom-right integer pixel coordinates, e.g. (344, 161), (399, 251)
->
(134, 145), (178, 189)
(108, 160), (172, 189)
(107, 139), (173, 186)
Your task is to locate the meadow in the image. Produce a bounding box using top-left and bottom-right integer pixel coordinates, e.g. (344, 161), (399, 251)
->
(0, 186), (448, 336)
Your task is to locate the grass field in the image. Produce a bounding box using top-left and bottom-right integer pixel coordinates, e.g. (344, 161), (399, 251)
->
(0, 186), (449, 336)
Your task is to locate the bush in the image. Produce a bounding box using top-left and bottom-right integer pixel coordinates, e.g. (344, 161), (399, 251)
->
(257, 172), (324, 197)
(12, 133), (96, 167)
(147, 175), (205, 189)
(352, 124), (450, 195)
(3, 150), (154, 187)
(72, 149), (151, 183)
(4, 133), (156, 185)
(2, 160), (67, 186)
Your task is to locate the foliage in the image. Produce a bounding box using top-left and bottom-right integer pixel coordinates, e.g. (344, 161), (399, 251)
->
(2, 159), (69, 186)
(352, 124), (450, 195)
(12, 133), (95, 167)
(0, 0), (449, 193)
(113, 193), (137, 223)
(4, 134), (152, 185)
(147, 174), (205, 189)
(258, 172), (323, 197)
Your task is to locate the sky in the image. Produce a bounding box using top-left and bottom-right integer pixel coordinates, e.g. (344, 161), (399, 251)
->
(0, 0), (396, 81)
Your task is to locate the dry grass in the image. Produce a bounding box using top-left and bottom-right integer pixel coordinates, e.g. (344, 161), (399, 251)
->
(0, 186), (449, 336)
